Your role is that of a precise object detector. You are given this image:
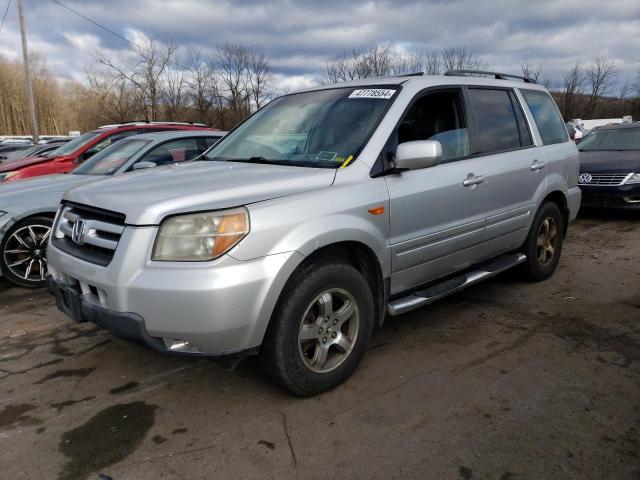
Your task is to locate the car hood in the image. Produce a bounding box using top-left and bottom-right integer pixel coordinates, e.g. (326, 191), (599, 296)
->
(579, 150), (640, 174)
(0, 155), (56, 172)
(63, 161), (337, 225)
(0, 174), (96, 213)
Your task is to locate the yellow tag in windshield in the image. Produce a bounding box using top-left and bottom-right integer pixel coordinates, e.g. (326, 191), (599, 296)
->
(340, 155), (354, 168)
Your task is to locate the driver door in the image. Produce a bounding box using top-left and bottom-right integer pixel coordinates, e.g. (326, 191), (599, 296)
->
(385, 88), (487, 295)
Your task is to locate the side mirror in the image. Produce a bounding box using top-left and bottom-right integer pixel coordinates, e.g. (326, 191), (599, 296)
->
(132, 161), (157, 171)
(395, 140), (442, 171)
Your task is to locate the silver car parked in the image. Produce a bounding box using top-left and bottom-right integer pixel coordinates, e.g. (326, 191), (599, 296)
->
(47, 71), (581, 396)
(0, 130), (224, 287)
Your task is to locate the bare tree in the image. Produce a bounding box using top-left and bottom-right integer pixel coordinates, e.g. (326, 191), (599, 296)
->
(97, 38), (176, 120)
(248, 51), (273, 109)
(161, 65), (186, 121)
(422, 50), (442, 75)
(520, 58), (542, 81)
(440, 47), (487, 72)
(562, 62), (584, 120)
(586, 56), (617, 117)
(184, 48), (220, 124)
(216, 43), (252, 124)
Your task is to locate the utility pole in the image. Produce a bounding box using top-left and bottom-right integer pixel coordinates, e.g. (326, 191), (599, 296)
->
(18, 0), (39, 144)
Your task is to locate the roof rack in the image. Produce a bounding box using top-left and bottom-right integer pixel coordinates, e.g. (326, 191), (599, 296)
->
(399, 72), (426, 77)
(444, 69), (536, 84)
(98, 121), (209, 129)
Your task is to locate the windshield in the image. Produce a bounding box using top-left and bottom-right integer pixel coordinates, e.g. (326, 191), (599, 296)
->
(205, 87), (398, 168)
(49, 131), (102, 157)
(579, 127), (640, 151)
(73, 138), (150, 175)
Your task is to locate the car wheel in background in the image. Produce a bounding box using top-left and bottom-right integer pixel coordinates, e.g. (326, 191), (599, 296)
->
(261, 260), (374, 397)
(1, 216), (53, 288)
(520, 201), (564, 282)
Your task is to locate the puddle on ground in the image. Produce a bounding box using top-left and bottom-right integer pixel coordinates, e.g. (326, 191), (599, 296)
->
(34, 367), (95, 385)
(0, 403), (43, 429)
(58, 401), (157, 480)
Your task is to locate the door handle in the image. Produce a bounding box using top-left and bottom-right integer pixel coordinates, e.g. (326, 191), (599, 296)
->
(463, 174), (485, 187)
(531, 160), (546, 171)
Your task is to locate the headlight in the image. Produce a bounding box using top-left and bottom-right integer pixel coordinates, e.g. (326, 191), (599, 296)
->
(0, 172), (17, 182)
(152, 207), (249, 261)
(624, 173), (640, 184)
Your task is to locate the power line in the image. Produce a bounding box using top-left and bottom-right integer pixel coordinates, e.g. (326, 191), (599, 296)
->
(50, 0), (189, 71)
(0, 0), (12, 33)
(51, 0), (143, 51)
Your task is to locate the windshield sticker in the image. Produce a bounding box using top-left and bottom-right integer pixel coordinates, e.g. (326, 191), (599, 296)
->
(340, 155), (354, 168)
(316, 151), (337, 161)
(348, 89), (395, 100)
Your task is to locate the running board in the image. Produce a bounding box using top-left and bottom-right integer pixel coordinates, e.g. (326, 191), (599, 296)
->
(387, 253), (527, 316)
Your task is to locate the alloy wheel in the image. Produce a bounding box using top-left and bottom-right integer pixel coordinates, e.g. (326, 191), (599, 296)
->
(3, 224), (51, 283)
(297, 288), (360, 374)
(536, 217), (557, 266)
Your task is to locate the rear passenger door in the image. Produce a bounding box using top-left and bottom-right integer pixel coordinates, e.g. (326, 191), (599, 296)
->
(466, 87), (544, 257)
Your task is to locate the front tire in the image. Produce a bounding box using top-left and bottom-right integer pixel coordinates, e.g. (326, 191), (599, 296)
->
(261, 260), (374, 397)
(1, 216), (53, 288)
(520, 201), (564, 282)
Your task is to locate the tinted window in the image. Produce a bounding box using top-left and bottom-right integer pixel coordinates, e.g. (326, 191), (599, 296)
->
(467, 88), (521, 154)
(521, 90), (568, 145)
(397, 90), (469, 162)
(204, 135), (222, 147)
(137, 138), (200, 167)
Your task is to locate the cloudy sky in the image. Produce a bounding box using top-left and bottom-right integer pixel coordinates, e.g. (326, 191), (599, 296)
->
(1, 0), (639, 92)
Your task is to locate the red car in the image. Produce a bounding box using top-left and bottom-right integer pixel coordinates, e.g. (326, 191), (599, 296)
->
(0, 122), (217, 183)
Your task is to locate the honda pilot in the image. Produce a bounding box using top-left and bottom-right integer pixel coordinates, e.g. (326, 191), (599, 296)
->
(47, 71), (581, 396)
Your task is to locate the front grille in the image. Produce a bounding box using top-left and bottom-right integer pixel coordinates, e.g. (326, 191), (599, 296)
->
(581, 192), (632, 208)
(578, 173), (631, 186)
(52, 203), (126, 266)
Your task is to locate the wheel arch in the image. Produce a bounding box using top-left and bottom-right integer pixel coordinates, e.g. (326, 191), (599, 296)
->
(541, 190), (569, 235)
(257, 240), (388, 352)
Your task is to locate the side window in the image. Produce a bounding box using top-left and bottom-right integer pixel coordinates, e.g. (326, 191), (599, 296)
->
(467, 88), (521, 154)
(204, 136), (222, 148)
(138, 138), (200, 166)
(396, 90), (469, 162)
(521, 90), (568, 145)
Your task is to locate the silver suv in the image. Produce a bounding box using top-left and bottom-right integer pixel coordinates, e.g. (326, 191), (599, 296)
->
(47, 70), (581, 396)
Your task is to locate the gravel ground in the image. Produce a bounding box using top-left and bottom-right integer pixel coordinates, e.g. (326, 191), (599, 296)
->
(1, 210), (639, 480)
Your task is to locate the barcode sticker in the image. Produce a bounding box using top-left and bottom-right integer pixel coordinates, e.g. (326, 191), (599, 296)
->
(348, 89), (396, 99)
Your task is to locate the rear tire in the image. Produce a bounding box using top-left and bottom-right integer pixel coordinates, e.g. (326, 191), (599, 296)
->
(0, 216), (53, 288)
(261, 260), (374, 397)
(520, 201), (564, 282)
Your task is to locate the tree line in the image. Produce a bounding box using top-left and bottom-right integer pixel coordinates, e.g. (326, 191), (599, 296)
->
(1, 40), (639, 136)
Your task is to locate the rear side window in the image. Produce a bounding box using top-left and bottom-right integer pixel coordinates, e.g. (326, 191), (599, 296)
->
(521, 90), (568, 145)
(467, 88), (521, 154)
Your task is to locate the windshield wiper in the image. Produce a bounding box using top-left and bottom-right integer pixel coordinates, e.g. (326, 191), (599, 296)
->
(227, 157), (272, 164)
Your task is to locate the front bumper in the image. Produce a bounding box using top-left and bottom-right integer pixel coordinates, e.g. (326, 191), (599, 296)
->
(47, 227), (304, 356)
(47, 276), (166, 351)
(580, 184), (640, 209)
